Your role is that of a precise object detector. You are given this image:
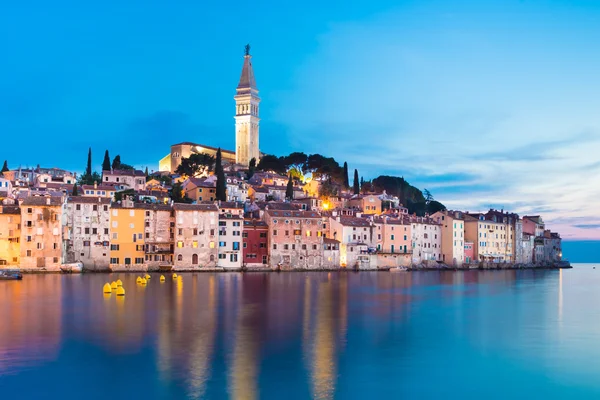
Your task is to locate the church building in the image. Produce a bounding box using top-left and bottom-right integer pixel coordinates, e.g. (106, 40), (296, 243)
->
(159, 46), (261, 173)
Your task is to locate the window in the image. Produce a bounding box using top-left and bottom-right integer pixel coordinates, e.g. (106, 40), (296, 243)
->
(110, 257), (119, 264)
(112, 233), (118, 239)
(93, 205), (98, 211)
(135, 257), (144, 264)
(36, 242), (43, 250)
(230, 254), (238, 262)
(273, 230), (278, 236)
(219, 241), (226, 247)
(260, 243), (266, 248)
(27, 208), (32, 214)
(209, 241), (215, 248)
(306, 230), (311, 237)
(218, 254), (226, 259)
(233, 242), (240, 250)
(302, 244), (307, 250)
(192, 240), (198, 248)
(110, 244), (120, 251)
(312, 244), (318, 250)
(104, 205), (108, 211)
(124, 257), (131, 265)
(273, 244), (277, 250)
(177, 254), (183, 261)
(233, 221), (240, 227)
(391, 235), (395, 240)
(83, 241), (90, 247)
(259, 232), (267, 238)
(146, 232), (150, 239)
(219, 221), (226, 226)
(177, 241), (183, 248)
(284, 244), (289, 250)
(26, 250), (32, 257)
(243, 242), (247, 248)
(76, 204), (81, 211)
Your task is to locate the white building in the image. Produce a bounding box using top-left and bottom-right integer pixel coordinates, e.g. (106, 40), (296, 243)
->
(226, 176), (249, 202)
(328, 215), (376, 268)
(217, 213), (243, 269)
(63, 196), (111, 270)
(411, 217), (442, 263)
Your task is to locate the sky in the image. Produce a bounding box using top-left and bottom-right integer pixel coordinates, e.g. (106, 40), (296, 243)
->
(1, 0), (599, 248)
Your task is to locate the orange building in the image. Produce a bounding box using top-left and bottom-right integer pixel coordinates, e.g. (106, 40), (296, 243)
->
(20, 196), (63, 270)
(109, 200), (146, 270)
(0, 205), (21, 267)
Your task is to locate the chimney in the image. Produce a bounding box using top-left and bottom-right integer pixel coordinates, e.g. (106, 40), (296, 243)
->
(46, 197), (51, 205)
(94, 181), (97, 189)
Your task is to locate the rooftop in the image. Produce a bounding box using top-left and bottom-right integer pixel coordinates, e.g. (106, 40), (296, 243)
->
(21, 196), (63, 206)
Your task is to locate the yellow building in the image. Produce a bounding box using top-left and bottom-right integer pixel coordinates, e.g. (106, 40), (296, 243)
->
(20, 196), (63, 270)
(0, 205), (21, 268)
(109, 200), (146, 270)
(464, 213), (512, 262)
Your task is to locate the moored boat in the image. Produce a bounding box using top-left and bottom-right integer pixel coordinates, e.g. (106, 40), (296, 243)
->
(0, 270), (23, 280)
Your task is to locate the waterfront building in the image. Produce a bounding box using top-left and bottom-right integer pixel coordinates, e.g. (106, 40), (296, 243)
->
(323, 238), (341, 268)
(102, 169), (146, 191)
(143, 203), (174, 269)
(265, 210), (324, 268)
(523, 216), (545, 238)
(109, 200), (146, 270)
(63, 196), (111, 270)
(484, 209), (518, 262)
(431, 210), (465, 266)
(173, 203), (219, 269)
(373, 216), (411, 254)
(522, 233), (534, 263)
(328, 215), (375, 268)
(464, 213), (514, 263)
(218, 213), (243, 269)
(464, 242), (474, 263)
(0, 205), (21, 267)
(410, 216), (442, 263)
(20, 196), (64, 270)
(242, 219), (269, 267)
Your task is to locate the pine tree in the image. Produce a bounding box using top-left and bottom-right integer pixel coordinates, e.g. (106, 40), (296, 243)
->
(215, 148), (227, 201)
(102, 150), (111, 171)
(286, 175), (294, 200)
(112, 155), (121, 170)
(1, 160), (8, 173)
(353, 169), (359, 195)
(85, 147), (92, 177)
(72, 183), (78, 196)
(343, 162), (349, 189)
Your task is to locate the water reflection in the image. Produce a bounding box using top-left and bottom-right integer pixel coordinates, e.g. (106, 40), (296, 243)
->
(2, 269), (597, 399)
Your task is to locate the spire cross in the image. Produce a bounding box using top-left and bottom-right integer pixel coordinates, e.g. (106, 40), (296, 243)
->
(245, 44), (250, 56)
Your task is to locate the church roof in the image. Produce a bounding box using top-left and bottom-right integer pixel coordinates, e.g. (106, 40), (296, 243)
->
(237, 52), (257, 93)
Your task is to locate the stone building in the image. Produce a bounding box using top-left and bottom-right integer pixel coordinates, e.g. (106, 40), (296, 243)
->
(64, 196), (111, 270)
(265, 210), (324, 268)
(234, 45), (260, 166)
(373, 216), (411, 255)
(347, 194), (382, 215)
(326, 215), (374, 268)
(0, 205), (21, 267)
(20, 196), (64, 270)
(464, 213), (512, 263)
(322, 238), (341, 268)
(143, 204), (174, 270)
(173, 203), (219, 270)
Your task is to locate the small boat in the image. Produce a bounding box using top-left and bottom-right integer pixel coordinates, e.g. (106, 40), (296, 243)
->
(60, 262), (83, 273)
(390, 267), (408, 272)
(0, 270), (23, 280)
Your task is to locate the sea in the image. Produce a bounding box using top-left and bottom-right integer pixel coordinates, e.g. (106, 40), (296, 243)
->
(1, 264), (599, 399)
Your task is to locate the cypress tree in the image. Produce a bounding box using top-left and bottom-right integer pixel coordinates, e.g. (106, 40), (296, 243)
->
(343, 162), (349, 189)
(353, 169), (359, 195)
(285, 175), (294, 200)
(102, 150), (111, 171)
(215, 148), (227, 201)
(112, 155), (121, 170)
(247, 157), (256, 180)
(1, 160), (8, 173)
(85, 147), (92, 177)
(72, 183), (78, 196)
(144, 166), (149, 177)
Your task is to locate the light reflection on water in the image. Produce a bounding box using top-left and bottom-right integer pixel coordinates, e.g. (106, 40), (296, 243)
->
(1, 266), (599, 399)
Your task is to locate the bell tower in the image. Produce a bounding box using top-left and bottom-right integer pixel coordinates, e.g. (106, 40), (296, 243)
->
(234, 44), (260, 166)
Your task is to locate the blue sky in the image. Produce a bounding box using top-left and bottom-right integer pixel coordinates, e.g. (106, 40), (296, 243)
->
(1, 0), (599, 246)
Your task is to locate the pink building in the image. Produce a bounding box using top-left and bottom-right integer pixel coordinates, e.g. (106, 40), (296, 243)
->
(464, 242), (474, 263)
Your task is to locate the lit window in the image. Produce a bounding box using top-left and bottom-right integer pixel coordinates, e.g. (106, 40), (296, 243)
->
(177, 241), (183, 248)
(209, 241), (215, 249)
(192, 241), (198, 248)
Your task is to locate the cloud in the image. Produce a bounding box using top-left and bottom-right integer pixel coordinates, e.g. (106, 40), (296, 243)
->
(574, 224), (600, 230)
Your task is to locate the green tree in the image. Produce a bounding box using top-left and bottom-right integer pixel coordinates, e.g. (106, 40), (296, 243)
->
(247, 157), (256, 180)
(85, 147), (92, 177)
(175, 153), (215, 178)
(112, 155), (121, 170)
(256, 155), (287, 175)
(423, 189), (433, 203)
(319, 180), (338, 197)
(283, 152), (308, 171)
(102, 150), (111, 171)
(72, 183), (78, 196)
(215, 148), (227, 201)
(1, 160), (8, 173)
(144, 166), (149, 177)
(169, 182), (192, 203)
(353, 169), (360, 195)
(343, 162), (349, 189)
(285, 175), (294, 200)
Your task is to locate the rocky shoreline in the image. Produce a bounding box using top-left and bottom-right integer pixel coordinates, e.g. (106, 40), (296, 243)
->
(12, 261), (572, 274)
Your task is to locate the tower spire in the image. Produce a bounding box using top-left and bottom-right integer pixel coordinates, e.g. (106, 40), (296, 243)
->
(234, 44), (260, 166)
(237, 44), (257, 92)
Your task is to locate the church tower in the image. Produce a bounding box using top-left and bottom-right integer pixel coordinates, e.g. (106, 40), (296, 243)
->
(234, 44), (260, 166)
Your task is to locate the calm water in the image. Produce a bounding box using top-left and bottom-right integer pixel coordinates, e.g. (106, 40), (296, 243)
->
(1, 264), (600, 399)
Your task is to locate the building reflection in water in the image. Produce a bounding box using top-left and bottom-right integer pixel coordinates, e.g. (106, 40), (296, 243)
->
(0, 275), (62, 375)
